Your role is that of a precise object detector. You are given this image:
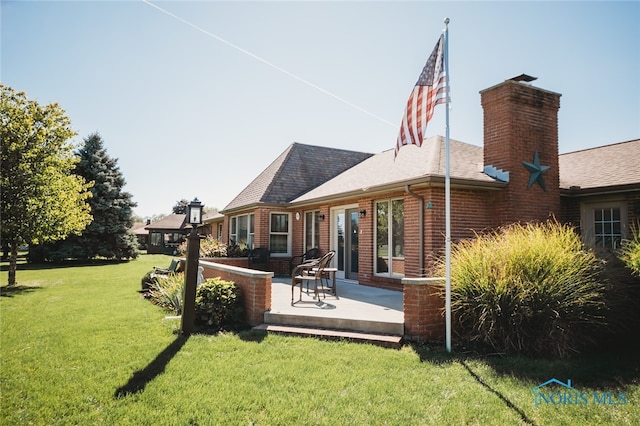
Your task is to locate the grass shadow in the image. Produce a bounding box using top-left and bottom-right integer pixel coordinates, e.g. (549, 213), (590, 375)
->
(411, 338), (639, 424)
(411, 332), (640, 390)
(482, 340), (640, 390)
(114, 335), (189, 398)
(0, 284), (43, 298)
(409, 340), (460, 366)
(409, 341), (536, 424)
(459, 359), (537, 426)
(1, 259), (133, 272)
(238, 328), (268, 343)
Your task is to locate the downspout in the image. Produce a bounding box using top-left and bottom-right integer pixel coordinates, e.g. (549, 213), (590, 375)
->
(405, 185), (424, 276)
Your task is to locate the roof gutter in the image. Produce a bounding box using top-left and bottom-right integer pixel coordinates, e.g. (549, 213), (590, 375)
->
(405, 184), (424, 276)
(560, 184), (640, 197)
(290, 175), (506, 209)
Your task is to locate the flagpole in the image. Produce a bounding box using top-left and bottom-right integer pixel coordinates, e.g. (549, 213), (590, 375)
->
(443, 17), (452, 353)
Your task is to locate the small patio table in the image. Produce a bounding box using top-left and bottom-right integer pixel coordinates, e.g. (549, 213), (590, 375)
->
(314, 267), (338, 296)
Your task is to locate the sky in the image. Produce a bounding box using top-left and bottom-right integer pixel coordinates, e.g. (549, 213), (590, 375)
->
(2, 1), (639, 219)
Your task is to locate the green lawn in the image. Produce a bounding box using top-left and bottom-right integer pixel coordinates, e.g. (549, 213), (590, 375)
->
(1, 254), (638, 425)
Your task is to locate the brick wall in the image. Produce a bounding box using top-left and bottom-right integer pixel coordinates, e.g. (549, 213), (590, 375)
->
(481, 80), (561, 224)
(253, 208), (270, 249)
(422, 186), (496, 274)
(199, 260), (272, 326)
(560, 196), (582, 231)
(402, 277), (445, 341)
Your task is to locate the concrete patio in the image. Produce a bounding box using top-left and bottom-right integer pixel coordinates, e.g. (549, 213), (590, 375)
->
(262, 277), (404, 336)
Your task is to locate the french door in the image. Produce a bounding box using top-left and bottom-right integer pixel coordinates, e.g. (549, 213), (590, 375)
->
(332, 206), (359, 280)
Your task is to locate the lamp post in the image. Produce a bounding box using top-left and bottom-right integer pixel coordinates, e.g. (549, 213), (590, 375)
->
(181, 198), (203, 335)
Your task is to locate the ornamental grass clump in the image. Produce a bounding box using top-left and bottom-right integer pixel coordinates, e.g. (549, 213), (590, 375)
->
(439, 221), (607, 358)
(148, 272), (184, 315)
(620, 221), (640, 276)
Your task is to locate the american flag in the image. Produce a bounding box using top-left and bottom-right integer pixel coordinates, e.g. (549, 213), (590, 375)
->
(395, 35), (446, 157)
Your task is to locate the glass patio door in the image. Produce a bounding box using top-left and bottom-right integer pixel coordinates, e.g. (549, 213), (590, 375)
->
(333, 207), (359, 280)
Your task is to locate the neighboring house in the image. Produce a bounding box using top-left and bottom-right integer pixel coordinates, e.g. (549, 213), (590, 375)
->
(142, 212), (223, 255)
(145, 214), (191, 255)
(130, 220), (150, 250)
(219, 75), (640, 287)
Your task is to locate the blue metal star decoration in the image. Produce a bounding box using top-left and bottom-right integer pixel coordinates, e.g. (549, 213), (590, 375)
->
(522, 150), (550, 190)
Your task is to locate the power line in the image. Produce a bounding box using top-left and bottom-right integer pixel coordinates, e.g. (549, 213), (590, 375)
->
(142, 0), (397, 128)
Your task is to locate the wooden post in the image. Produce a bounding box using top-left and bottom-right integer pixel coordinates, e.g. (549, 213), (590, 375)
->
(181, 227), (200, 335)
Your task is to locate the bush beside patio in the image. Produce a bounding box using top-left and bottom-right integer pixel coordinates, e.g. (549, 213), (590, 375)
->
(439, 221), (640, 358)
(145, 271), (244, 331)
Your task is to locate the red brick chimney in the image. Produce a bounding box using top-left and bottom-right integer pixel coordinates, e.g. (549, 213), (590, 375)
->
(481, 75), (561, 225)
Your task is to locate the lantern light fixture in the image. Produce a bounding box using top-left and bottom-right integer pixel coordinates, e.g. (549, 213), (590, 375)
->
(188, 198), (203, 226)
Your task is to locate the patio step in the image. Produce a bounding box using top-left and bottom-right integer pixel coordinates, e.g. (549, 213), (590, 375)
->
(252, 324), (403, 348)
(263, 311), (404, 335)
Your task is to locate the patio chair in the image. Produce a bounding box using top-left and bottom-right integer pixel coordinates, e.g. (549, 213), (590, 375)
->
(291, 250), (335, 304)
(317, 250), (336, 291)
(142, 258), (181, 291)
(153, 258), (181, 275)
(289, 247), (320, 275)
(248, 247), (270, 271)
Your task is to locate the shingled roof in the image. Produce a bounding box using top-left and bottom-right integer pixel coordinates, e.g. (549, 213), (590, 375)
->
(145, 214), (187, 230)
(559, 139), (640, 192)
(293, 136), (501, 204)
(222, 143), (373, 212)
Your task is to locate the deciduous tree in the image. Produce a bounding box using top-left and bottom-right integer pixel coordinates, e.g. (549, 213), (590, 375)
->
(0, 84), (92, 285)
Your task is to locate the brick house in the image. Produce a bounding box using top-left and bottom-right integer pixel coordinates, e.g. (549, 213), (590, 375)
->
(219, 76), (640, 288)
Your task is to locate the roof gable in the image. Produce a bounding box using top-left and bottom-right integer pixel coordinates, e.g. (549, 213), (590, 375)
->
(294, 136), (497, 203)
(559, 139), (640, 190)
(223, 142), (373, 211)
(145, 214), (187, 230)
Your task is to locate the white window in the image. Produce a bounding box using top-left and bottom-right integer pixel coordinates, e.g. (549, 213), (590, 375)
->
(594, 207), (622, 248)
(230, 213), (254, 250)
(375, 199), (405, 277)
(304, 211), (321, 252)
(581, 200), (628, 249)
(270, 212), (291, 256)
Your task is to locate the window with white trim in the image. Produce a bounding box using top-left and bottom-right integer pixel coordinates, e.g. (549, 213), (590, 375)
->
(229, 213), (254, 249)
(581, 200), (628, 249)
(594, 207), (622, 248)
(270, 212), (291, 255)
(375, 199), (405, 276)
(304, 211), (321, 252)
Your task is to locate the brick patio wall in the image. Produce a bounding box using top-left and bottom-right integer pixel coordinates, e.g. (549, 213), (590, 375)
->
(402, 277), (445, 342)
(199, 260), (272, 326)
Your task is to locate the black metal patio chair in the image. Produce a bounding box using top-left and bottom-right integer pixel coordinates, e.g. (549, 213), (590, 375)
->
(291, 250), (335, 304)
(289, 247), (320, 276)
(248, 247), (270, 271)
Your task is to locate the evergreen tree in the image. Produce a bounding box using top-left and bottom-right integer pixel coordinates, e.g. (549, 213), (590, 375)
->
(172, 199), (189, 214)
(43, 133), (139, 261)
